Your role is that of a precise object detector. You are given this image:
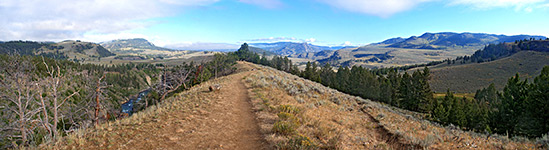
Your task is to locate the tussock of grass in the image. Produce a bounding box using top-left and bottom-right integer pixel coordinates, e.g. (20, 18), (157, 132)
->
(277, 134), (316, 150)
(273, 121), (297, 136)
(278, 105), (301, 115)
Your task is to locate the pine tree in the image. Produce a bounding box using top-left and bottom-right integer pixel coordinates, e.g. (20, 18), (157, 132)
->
(399, 72), (413, 109)
(495, 73), (528, 136)
(525, 66), (549, 137)
(303, 61), (312, 79)
(433, 91), (451, 123)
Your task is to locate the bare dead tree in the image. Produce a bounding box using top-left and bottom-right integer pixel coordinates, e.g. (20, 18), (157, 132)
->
(94, 74), (106, 126)
(36, 85), (51, 138)
(41, 59), (79, 139)
(0, 56), (41, 146)
(155, 66), (192, 102)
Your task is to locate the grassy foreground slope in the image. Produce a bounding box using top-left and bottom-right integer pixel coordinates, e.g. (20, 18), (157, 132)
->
(429, 51), (549, 93)
(51, 61), (535, 149)
(244, 63), (535, 149)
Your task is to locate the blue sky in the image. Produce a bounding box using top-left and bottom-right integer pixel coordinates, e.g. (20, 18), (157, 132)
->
(1, 0), (548, 48)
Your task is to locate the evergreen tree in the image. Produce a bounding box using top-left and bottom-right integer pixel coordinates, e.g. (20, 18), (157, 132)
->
(399, 72), (413, 109)
(524, 66), (549, 137)
(494, 74), (528, 136)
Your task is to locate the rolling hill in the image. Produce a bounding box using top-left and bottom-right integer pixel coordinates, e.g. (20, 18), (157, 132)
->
(100, 38), (200, 60)
(249, 46), (277, 56)
(389, 32), (546, 50)
(426, 39), (549, 93)
(44, 40), (115, 59)
(308, 32), (546, 68)
(100, 38), (173, 51)
(0, 40), (115, 60)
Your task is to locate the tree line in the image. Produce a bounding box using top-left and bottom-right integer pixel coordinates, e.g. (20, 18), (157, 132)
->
(232, 43), (549, 139)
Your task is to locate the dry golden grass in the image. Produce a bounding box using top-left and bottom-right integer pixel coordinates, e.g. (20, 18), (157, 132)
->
(244, 62), (538, 149)
(245, 65), (391, 149)
(433, 93), (475, 99)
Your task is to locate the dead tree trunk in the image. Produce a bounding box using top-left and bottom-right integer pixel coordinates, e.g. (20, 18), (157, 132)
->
(94, 74), (106, 126)
(43, 60), (79, 139)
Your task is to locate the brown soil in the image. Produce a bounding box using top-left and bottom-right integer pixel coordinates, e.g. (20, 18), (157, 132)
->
(65, 63), (269, 149)
(155, 71), (269, 150)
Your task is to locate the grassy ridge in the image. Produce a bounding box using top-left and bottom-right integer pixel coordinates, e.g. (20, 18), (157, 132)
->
(244, 63), (537, 149)
(429, 51), (549, 93)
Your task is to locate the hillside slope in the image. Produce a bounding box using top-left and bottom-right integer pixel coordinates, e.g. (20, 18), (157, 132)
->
(100, 38), (204, 60)
(100, 38), (172, 51)
(53, 61), (535, 149)
(388, 32), (545, 50)
(0, 40), (115, 60)
(310, 32), (546, 68)
(40, 40), (115, 59)
(429, 51), (549, 93)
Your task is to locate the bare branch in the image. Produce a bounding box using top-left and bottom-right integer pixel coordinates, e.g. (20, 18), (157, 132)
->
(56, 90), (80, 110)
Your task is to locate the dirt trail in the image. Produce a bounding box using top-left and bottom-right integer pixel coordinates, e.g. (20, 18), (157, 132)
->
(108, 64), (269, 149)
(170, 71), (267, 149)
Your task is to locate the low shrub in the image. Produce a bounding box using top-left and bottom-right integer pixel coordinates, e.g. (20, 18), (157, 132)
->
(277, 134), (316, 150)
(273, 121), (296, 135)
(278, 105), (301, 115)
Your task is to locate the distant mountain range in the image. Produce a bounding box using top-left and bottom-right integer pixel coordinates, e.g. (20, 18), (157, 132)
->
(303, 32), (547, 68)
(100, 38), (173, 51)
(1, 32), (545, 68)
(386, 32), (546, 50)
(249, 42), (356, 56)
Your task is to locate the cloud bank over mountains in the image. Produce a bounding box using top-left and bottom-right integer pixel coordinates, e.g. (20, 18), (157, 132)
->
(1, 0), (547, 44)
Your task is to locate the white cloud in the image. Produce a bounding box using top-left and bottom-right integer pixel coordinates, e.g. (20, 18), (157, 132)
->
(246, 37), (323, 43)
(342, 41), (352, 46)
(318, 0), (433, 18)
(449, 0), (546, 10)
(304, 38), (317, 43)
(164, 42), (240, 50)
(238, 0), (283, 9)
(248, 37), (297, 41)
(0, 0), (219, 42)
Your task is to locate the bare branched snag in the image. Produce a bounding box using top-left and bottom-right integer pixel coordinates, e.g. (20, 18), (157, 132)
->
(0, 56), (40, 145)
(94, 74), (106, 126)
(155, 66), (192, 103)
(41, 58), (79, 139)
